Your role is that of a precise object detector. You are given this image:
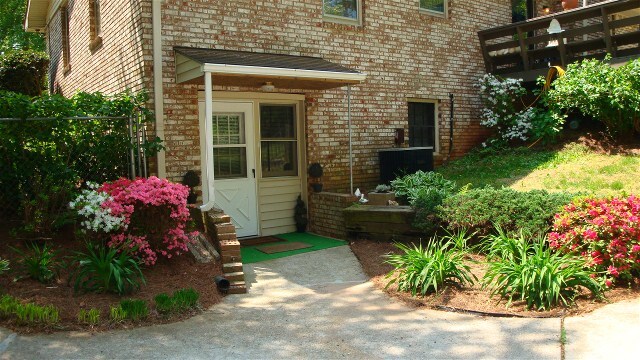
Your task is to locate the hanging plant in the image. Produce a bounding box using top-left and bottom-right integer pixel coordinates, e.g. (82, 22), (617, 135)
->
(308, 163), (323, 178)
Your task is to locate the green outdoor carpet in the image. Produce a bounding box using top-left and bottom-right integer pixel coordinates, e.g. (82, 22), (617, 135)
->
(241, 232), (347, 264)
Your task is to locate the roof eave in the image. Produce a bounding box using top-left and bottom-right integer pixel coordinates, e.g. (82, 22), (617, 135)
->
(24, 0), (51, 33)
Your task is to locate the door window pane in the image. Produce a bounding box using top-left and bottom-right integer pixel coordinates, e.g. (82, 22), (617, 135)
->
(212, 114), (244, 145)
(212, 113), (247, 179)
(213, 148), (247, 179)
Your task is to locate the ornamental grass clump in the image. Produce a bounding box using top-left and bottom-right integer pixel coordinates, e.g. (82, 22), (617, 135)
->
(385, 231), (476, 296)
(482, 228), (604, 311)
(70, 176), (197, 266)
(10, 242), (58, 284)
(154, 288), (200, 315)
(549, 195), (640, 286)
(71, 243), (145, 295)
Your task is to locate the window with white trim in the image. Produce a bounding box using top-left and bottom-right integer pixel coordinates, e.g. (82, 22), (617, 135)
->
(323, 0), (361, 25)
(260, 105), (298, 177)
(420, 0), (448, 16)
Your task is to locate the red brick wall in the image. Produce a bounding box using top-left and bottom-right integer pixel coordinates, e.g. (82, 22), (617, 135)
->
(46, 0), (151, 95)
(157, 0), (510, 192)
(309, 192), (358, 239)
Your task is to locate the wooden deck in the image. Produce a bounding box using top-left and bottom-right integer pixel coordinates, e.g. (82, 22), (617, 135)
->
(478, 0), (640, 81)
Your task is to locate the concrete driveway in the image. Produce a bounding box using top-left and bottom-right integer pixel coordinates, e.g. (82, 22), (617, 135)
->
(0, 246), (638, 359)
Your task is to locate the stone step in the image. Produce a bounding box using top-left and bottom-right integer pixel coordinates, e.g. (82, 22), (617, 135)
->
(228, 281), (247, 294)
(224, 271), (245, 282)
(223, 262), (243, 273)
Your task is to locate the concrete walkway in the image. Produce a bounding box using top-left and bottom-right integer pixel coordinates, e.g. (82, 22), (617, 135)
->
(0, 246), (638, 359)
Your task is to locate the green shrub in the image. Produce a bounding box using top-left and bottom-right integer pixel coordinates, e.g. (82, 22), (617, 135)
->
(119, 299), (148, 321)
(77, 308), (100, 325)
(71, 243), (145, 295)
(154, 293), (173, 314)
(0, 295), (20, 318)
(391, 171), (456, 205)
(11, 242), (58, 284)
(13, 303), (60, 325)
(154, 288), (200, 314)
(109, 305), (127, 322)
(438, 187), (575, 236)
(0, 258), (9, 275)
(0, 50), (48, 96)
(546, 56), (640, 138)
(482, 230), (604, 310)
(385, 231), (476, 296)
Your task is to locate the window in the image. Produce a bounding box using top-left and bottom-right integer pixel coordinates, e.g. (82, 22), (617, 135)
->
(89, 0), (102, 51)
(212, 113), (248, 179)
(61, 6), (71, 72)
(323, 0), (361, 25)
(420, 0), (447, 16)
(408, 101), (437, 150)
(260, 105), (298, 177)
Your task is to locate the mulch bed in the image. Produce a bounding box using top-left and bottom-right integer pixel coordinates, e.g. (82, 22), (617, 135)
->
(0, 223), (224, 334)
(350, 239), (640, 318)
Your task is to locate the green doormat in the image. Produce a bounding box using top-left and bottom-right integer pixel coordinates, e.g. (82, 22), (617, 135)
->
(241, 232), (347, 264)
(257, 241), (312, 254)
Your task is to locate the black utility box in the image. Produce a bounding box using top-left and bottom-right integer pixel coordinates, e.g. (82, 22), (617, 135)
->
(378, 147), (434, 184)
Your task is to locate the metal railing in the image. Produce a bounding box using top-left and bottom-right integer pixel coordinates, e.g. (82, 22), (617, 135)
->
(478, 0), (640, 80)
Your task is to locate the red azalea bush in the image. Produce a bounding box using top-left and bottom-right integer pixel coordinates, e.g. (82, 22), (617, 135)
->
(549, 196), (640, 285)
(98, 177), (196, 266)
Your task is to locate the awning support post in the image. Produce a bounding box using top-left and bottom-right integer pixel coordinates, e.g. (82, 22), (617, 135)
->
(348, 85), (353, 195)
(200, 71), (216, 211)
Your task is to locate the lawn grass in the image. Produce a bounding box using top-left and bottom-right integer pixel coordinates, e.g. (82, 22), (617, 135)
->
(437, 142), (640, 196)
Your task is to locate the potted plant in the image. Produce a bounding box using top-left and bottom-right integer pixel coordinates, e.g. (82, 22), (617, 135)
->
(182, 170), (200, 205)
(308, 162), (324, 193)
(294, 195), (308, 233)
(367, 184), (396, 206)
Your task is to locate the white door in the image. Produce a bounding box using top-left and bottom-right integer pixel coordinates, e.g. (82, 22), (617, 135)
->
(199, 101), (259, 237)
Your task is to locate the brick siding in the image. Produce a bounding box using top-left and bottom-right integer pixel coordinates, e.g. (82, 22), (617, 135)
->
(47, 0), (513, 237)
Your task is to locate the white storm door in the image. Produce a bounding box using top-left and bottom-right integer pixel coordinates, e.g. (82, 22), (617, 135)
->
(208, 101), (258, 238)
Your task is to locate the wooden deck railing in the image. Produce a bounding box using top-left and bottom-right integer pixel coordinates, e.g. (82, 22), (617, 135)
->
(478, 0), (640, 81)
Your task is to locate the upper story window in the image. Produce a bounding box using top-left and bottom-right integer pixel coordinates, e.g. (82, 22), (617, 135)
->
(89, 0), (103, 51)
(420, 0), (448, 17)
(323, 0), (362, 25)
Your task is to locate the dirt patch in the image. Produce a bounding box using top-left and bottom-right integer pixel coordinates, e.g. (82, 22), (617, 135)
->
(0, 223), (224, 334)
(350, 239), (640, 318)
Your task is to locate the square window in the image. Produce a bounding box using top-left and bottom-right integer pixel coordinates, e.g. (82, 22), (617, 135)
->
(324, 0), (361, 24)
(420, 0), (447, 15)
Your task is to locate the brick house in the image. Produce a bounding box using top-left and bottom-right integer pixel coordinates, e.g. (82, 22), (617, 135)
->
(24, 0), (614, 239)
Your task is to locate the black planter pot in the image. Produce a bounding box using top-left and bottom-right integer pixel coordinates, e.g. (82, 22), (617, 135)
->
(296, 223), (307, 233)
(311, 183), (323, 193)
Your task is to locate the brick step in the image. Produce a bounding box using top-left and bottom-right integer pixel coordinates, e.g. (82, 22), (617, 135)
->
(228, 281), (247, 294)
(223, 262), (243, 273)
(224, 271), (245, 282)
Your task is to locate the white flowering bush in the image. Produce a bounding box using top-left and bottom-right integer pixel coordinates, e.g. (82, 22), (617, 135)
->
(69, 182), (125, 234)
(478, 74), (563, 147)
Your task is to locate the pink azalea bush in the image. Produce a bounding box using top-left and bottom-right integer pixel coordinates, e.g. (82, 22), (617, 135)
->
(549, 196), (640, 285)
(97, 176), (196, 265)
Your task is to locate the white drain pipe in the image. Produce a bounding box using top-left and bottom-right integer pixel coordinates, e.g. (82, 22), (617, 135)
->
(152, 0), (166, 178)
(348, 85), (353, 194)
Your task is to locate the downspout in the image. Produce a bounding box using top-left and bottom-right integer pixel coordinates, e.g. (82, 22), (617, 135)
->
(348, 85), (353, 194)
(445, 93), (454, 163)
(152, 0), (166, 178)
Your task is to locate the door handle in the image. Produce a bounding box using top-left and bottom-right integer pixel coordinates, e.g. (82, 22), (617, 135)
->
(252, 169), (256, 178)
